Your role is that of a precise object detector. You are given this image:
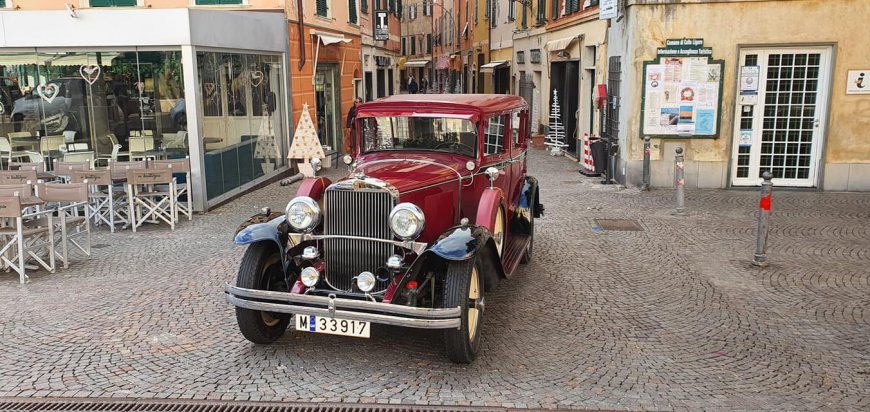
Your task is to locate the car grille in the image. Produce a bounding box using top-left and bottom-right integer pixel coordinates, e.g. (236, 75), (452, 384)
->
(323, 188), (395, 292)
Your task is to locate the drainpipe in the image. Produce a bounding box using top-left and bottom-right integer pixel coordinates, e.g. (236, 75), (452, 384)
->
(296, 0), (306, 70)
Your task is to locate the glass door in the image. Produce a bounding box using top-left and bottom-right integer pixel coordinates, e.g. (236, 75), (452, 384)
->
(315, 65), (340, 153)
(731, 47), (832, 187)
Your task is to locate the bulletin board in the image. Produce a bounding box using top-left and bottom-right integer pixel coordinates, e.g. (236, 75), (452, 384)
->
(640, 39), (725, 138)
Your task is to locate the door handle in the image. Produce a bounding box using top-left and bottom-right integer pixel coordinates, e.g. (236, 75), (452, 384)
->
(813, 118), (820, 128)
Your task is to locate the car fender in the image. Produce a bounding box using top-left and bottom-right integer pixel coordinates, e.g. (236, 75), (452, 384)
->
(475, 187), (506, 233)
(296, 176), (332, 200)
(233, 212), (291, 271)
(424, 224), (506, 286)
(511, 176), (540, 234)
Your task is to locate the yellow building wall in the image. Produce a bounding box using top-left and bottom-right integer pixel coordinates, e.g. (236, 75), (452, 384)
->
(625, 0), (870, 167)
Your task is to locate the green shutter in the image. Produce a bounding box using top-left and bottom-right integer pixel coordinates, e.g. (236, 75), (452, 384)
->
(349, 0), (358, 23)
(90, 0), (115, 6)
(0, 0), (5, 7)
(316, 0), (328, 16)
(551, 0), (558, 19)
(361, 0), (367, 13)
(397, 0), (402, 18)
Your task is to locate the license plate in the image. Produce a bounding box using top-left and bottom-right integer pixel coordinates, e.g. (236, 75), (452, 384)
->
(295, 315), (370, 338)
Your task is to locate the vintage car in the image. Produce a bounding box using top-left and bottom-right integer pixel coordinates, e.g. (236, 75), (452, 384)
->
(225, 94), (543, 363)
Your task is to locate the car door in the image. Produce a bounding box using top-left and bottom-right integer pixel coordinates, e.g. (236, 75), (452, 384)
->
(481, 112), (513, 204)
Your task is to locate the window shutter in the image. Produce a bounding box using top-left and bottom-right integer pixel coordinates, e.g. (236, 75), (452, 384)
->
(551, 0), (558, 19)
(349, 0), (358, 23)
(361, 0), (367, 13)
(316, 0), (328, 16)
(388, 0), (395, 13)
(0, 0), (5, 7)
(397, 0), (402, 18)
(402, 37), (406, 55)
(411, 38), (416, 55)
(508, 0), (514, 21)
(484, 0), (490, 19)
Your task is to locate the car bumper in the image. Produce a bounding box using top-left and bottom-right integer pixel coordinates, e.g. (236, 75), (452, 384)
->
(224, 283), (462, 329)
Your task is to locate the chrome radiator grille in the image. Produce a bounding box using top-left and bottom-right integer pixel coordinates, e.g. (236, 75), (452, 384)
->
(323, 189), (395, 292)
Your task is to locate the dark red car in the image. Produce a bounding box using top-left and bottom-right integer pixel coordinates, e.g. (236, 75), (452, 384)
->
(225, 94), (543, 363)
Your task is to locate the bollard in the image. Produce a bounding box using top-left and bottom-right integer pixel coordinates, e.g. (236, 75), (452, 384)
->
(752, 171), (774, 267)
(642, 136), (651, 191)
(673, 147), (686, 215)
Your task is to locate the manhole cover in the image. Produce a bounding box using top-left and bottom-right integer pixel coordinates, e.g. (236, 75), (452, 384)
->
(594, 219), (643, 231)
(91, 244), (110, 249)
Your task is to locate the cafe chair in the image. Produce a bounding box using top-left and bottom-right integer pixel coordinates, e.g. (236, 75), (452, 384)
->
(40, 135), (65, 159)
(0, 193), (56, 284)
(37, 182), (91, 270)
(0, 170), (38, 185)
(126, 169), (176, 232)
(129, 136), (156, 162)
(94, 144), (123, 168)
(0, 137), (33, 170)
(53, 160), (91, 182)
(9, 162), (46, 173)
(8, 131), (35, 151)
(105, 133), (129, 161)
(71, 169), (125, 233)
(109, 160), (147, 181)
(162, 131), (188, 149)
(62, 151), (95, 168)
(149, 157), (192, 222)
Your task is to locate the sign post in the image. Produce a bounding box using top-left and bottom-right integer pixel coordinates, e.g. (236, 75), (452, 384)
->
(374, 11), (389, 42)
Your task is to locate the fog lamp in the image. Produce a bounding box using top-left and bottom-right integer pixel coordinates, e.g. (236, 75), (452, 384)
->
(386, 255), (403, 270)
(356, 271), (376, 293)
(302, 246), (319, 260)
(300, 267), (320, 287)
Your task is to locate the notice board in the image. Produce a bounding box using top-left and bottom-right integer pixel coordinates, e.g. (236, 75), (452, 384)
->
(640, 39), (724, 138)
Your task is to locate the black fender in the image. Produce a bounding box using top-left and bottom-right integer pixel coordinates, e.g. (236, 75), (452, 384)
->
(233, 212), (293, 275)
(510, 176), (542, 235)
(412, 224), (505, 291)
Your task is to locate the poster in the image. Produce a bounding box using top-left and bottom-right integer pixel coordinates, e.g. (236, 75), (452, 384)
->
(846, 70), (870, 94)
(739, 130), (753, 147)
(641, 39), (724, 138)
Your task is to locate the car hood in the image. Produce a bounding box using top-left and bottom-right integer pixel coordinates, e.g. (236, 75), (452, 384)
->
(336, 154), (470, 194)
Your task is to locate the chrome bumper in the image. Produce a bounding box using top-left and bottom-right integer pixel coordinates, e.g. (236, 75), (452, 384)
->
(224, 283), (461, 329)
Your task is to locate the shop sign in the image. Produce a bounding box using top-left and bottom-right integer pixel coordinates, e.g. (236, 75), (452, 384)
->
(846, 70), (870, 94)
(640, 38), (724, 139)
(600, 0), (617, 19)
(374, 11), (389, 41)
(375, 56), (392, 67)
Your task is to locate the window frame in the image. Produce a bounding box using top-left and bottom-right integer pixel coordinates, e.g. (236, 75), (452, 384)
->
(361, 0), (368, 13)
(349, 0), (358, 24)
(316, 0), (330, 18)
(91, 0), (141, 6)
(483, 114), (507, 156)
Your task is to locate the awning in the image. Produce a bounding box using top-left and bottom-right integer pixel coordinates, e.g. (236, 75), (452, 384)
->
(317, 32), (352, 46)
(479, 60), (509, 73)
(545, 36), (577, 52)
(46, 53), (120, 67)
(404, 60), (431, 68)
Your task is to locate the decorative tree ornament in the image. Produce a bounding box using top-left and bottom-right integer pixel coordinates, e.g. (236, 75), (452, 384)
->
(287, 103), (326, 177)
(545, 89), (568, 156)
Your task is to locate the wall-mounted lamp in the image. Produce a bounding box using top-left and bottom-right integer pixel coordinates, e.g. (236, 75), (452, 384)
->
(557, 50), (570, 59)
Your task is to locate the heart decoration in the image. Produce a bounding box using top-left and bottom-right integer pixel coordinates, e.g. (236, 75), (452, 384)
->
(79, 64), (101, 85)
(204, 82), (216, 96)
(37, 83), (60, 104)
(250, 71), (265, 87)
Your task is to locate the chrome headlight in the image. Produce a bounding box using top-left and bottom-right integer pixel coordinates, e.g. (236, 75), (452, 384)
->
(300, 266), (320, 287)
(356, 271), (376, 293)
(389, 203), (425, 240)
(284, 196), (320, 232)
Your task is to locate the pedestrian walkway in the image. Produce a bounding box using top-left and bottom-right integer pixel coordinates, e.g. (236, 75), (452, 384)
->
(0, 149), (866, 410)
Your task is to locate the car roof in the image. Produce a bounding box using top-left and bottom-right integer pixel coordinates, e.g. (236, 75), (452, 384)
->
(361, 94), (527, 114)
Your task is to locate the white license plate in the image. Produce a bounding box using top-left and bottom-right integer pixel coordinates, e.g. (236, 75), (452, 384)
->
(295, 314), (370, 338)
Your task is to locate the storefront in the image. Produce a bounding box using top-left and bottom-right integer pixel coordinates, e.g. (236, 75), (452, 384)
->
(0, 8), (290, 211)
(607, 0), (869, 191)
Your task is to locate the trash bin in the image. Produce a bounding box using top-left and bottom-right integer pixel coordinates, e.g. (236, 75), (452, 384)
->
(590, 139), (608, 174)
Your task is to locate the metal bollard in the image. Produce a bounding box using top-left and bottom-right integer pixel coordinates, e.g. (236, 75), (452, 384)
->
(673, 147), (686, 215)
(642, 136), (651, 191)
(752, 171), (774, 267)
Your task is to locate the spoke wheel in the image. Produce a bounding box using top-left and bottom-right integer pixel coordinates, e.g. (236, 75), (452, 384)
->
(493, 207), (505, 257)
(235, 242), (291, 344)
(443, 257), (485, 363)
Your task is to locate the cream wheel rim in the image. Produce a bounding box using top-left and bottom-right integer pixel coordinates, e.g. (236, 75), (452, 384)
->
(493, 207), (505, 256)
(468, 266), (480, 342)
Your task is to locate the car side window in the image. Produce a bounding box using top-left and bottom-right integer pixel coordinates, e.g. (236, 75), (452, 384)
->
(483, 114), (506, 156)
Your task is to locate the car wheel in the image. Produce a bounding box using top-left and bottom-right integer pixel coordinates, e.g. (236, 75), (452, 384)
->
(235, 242), (291, 344)
(442, 257), (485, 364)
(520, 198), (534, 264)
(492, 206), (505, 257)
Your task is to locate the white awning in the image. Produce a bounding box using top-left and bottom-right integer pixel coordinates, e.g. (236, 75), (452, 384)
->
(404, 60), (431, 68)
(545, 36), (577, 52)
(317, 33), (352, 46)
(479, 60), (509, 73)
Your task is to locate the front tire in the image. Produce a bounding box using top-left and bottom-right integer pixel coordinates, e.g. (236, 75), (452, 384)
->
(442, 257), (485, 363)
(235, 242), (291, 344)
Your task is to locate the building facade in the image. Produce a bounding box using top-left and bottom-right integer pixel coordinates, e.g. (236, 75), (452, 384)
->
(360, 0), (402, 101)
(0, 2), (291, 212)
(486, 0), (515, 94)
(607, 0), (870, 191)
(399, 0), (433, 90)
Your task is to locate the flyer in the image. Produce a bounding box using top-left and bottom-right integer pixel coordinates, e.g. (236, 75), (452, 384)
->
(660, 107), (679, 126)
(695, 109), (715, 135)
(739, 130), (753, 147)
(647, 65), (665, 91)
(741, 66), (760, 92)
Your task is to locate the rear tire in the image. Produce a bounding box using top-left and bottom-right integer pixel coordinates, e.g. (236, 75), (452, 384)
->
(235, 242), (291, 344)
(442, 257), (485, 363)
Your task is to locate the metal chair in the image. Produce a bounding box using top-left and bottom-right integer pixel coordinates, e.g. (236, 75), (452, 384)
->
(126, 169), (176, 232)
(37, 182), (91, 270)
(71, 169), (125, 233)
(9, 162), (45, 173)
(109, 160), (147, 181)
(52, 160), (91, 182)
(94, 144), (123, 168)
(62, 150), (95, 168)
(0, 170), (38, 185)
(0, 193), (56, 284)
(149, 157), (192, 221)
(0, 137), (32, 169)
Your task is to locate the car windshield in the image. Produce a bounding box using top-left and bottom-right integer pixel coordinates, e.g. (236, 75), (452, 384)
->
(360, 116), (478, 158)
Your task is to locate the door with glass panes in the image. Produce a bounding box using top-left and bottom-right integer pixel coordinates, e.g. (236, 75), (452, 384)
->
(730, 47), (831, 187)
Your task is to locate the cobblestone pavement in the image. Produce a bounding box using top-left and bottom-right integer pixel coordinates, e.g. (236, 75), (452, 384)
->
(0, 149), (868, 411)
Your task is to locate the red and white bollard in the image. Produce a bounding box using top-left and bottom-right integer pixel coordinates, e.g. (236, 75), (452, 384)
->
(752, 171), (774, 267)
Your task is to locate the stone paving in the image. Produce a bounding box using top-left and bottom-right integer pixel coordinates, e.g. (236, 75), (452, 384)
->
(0, 149), (868, 411)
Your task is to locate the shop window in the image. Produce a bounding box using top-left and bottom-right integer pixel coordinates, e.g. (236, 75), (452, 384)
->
(484, 115), (506, 155)
(316, 0), (329, 17)
(195, 0), (243, 4)
(349, 0), (358, 23)
(90, 0), (138, 6)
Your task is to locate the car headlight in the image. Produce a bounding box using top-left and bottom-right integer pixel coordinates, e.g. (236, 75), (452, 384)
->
(356, 271), (376, 293)
(284, 196), (320, 232)
(389, 203), (425, 240)
(300, 266), (320, 287)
